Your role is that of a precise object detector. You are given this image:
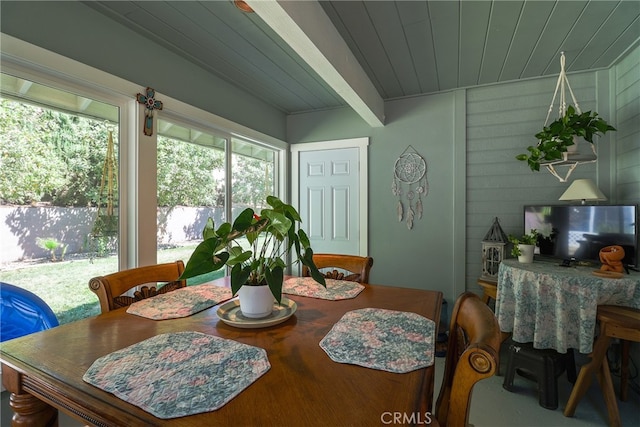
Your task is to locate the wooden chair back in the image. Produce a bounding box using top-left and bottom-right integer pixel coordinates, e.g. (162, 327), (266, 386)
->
(434, 292), (501, 427)
(301, 253), (374, 284)
(89, 260), (186, 314)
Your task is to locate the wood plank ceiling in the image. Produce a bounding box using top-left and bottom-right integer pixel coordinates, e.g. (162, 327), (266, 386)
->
(84, 0), (639, 126)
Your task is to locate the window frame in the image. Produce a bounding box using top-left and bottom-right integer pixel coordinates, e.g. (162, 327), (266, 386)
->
(1, 33), (288, 269)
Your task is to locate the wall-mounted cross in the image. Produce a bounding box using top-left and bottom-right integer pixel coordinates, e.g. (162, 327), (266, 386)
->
(136, 87), (163, 136)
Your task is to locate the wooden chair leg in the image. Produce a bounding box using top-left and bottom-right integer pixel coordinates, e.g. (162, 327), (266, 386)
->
(564, 335), (611, 418)
(481, 292), (491, 305)
(620, 339), (629, 401)
(597, 356), (621, 427)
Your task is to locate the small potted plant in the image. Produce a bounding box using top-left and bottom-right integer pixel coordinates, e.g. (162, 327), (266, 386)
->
(508, 229), (538, 263)
(516, 105), (616, 172)
(180, 195), (326, 318)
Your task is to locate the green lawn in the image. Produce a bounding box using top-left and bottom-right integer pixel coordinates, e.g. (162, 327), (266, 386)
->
(0, 245), (223, 325)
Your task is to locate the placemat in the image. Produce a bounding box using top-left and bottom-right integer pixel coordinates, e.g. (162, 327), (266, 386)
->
(283, 277), (364, 300)
(126, 284), (232, 320)
(320, 308), (435, 373)
(83, 331), (270, 419)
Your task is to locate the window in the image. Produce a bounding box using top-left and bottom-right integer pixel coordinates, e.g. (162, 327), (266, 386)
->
(231, 138), (277, 216)
(0, 73), (120, 324)
(155, 120), (279, 282)
(0, 37), (287, 324)
(155, 119), (226, 279)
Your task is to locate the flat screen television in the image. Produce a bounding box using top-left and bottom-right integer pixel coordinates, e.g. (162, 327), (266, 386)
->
(524, 204), (639, 268)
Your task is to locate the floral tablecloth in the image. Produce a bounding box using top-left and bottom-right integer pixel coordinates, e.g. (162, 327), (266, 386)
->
(283, 277), (365, 300)
(83, 331), (270, 419)
(319, 308), (435, 373)
(496, 258), (640, 353)
(126, 284), (233, 320)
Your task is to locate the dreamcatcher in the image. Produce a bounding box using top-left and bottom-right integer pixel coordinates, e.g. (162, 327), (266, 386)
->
(392, 146), (428, 229)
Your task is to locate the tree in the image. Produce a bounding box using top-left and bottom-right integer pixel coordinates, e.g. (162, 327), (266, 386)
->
(1, 98), (272, 210)
(157, 137), (225, 207)
(232, 155), (274, 208)
(43, 110), (117, 207)
(0, 99), (67, 204)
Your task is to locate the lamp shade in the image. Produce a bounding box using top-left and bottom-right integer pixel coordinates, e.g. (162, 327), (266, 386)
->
(559, 179), (607, 204)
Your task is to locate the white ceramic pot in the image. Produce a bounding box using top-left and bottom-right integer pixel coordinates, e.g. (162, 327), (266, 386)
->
(237, 285), (275, 318)
(517, 244), (535, 264)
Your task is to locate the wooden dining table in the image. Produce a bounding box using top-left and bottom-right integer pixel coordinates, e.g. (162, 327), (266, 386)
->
(1, 277), (442, 427)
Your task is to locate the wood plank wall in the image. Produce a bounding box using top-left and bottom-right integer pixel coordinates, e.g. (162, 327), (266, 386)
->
(464, 71), (602, 292)
(615, 47), (640, 204)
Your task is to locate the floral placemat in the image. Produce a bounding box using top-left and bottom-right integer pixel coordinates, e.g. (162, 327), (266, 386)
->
(83, 331), (270, 419)
(283, 277), (364, 300)
(126, 284), (232, 320)
(319, 308), (435, 373)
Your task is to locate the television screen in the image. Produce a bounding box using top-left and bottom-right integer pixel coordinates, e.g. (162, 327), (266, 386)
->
(524, 204), (639, 267)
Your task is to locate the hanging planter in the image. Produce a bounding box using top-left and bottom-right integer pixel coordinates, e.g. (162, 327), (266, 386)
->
(89, 130), (119, 259)
(515, 53), (616, 181)
(517, 105), (615, 173)
(92, 213), (119, 236)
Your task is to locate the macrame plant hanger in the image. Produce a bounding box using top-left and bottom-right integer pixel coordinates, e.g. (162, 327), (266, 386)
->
(541, 52), (597, 182)
(392, 145), (428, 230)
(90, 129), (118, 258)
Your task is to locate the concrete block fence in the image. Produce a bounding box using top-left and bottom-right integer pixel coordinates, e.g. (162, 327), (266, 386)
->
(0, 206), (230, 265)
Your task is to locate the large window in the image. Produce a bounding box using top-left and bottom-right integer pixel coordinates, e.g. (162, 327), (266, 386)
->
(0, 58), (285, 324)
(155, 120), (279, 282)
(0, 73), (120, 323)
(155, 119), (226, 276)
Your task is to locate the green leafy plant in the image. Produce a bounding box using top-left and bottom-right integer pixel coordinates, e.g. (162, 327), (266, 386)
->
(516, 105), (616, 172)
(508, 229), (538, 257)
(36, 237), (67, 262)
(180, 195), (326, 303)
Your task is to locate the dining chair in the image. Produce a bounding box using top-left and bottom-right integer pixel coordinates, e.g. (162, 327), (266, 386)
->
(564, 305), (640, 427)
(301, 253), (374, 284)
(433, 292), (501, 427)
(1, 282), (59, 342)
(89, 260), (186, 314)
(476, 278), (497, 305)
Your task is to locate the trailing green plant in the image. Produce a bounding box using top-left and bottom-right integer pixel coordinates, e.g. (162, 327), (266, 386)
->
(516, 106), (616, 172)
(508, 229), (538, 257)
(36, 237), (67, 261)
(180, 195), (326, 303)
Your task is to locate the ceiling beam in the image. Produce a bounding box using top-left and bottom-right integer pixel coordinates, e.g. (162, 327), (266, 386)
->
(246, 0), (385, 127)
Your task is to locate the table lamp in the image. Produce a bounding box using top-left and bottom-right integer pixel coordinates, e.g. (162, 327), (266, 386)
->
(558, 179), (607, 205)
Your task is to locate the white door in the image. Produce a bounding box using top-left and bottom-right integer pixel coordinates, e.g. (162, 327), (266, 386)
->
(291, 138), (368, 256)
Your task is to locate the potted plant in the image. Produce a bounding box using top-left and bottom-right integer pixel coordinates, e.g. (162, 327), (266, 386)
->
(180, 195), (326, 318)
(516, 105), (616, 172)
(508, 229), (538, 263)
